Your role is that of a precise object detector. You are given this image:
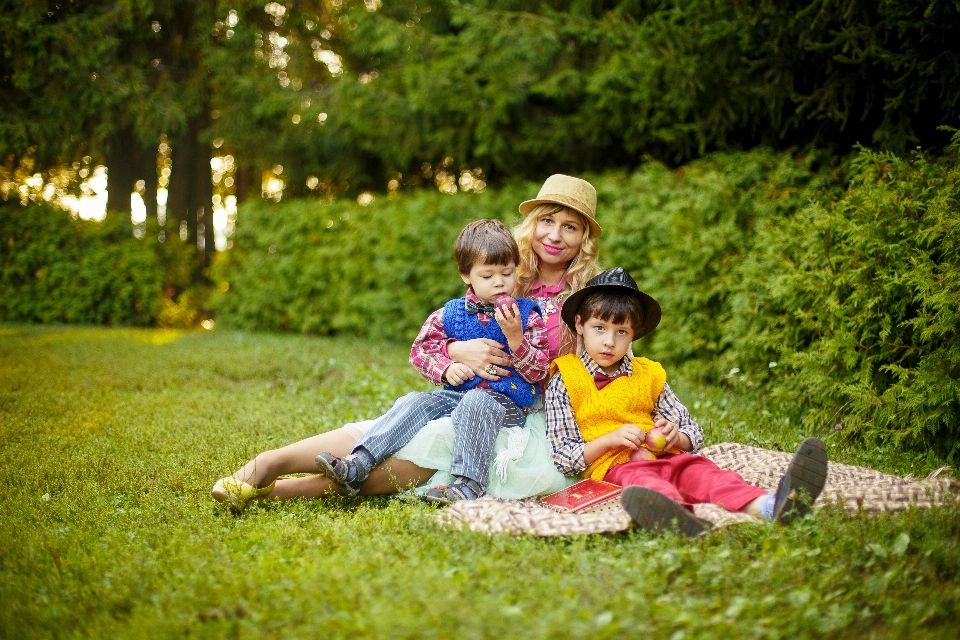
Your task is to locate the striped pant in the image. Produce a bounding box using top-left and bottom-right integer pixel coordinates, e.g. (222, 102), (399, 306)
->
(354, 388), (525, 486)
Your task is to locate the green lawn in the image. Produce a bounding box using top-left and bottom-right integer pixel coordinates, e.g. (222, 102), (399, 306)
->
(1, 325), (957, 639)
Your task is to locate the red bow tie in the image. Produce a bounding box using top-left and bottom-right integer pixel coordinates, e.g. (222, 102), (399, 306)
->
(593, 370), (626, 390)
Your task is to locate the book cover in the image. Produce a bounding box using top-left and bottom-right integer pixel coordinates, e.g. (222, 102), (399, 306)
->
(540, 479), (622, 514)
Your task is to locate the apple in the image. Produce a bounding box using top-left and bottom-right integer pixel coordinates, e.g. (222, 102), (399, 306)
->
(644, 426), (668, 453)
(630, 447), (657, 462)
(495, 294), (518, 315)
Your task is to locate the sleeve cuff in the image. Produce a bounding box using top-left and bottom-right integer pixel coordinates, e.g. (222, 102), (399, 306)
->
(440, 338), (456, 361)
(679, 426), (700, 454)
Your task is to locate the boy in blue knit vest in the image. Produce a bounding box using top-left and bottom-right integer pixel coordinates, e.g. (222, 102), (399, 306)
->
(316, 220), (550, 502)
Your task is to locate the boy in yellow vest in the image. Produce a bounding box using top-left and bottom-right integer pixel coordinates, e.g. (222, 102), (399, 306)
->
(545, 267), (828, 537)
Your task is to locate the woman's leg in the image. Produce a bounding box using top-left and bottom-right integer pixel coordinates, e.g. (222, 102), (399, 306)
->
(270, 457), (436, 500)
(231, 428), (360, 489)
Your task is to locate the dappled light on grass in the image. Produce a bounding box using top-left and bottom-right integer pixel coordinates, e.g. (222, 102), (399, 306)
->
(135, 328), (184, 345)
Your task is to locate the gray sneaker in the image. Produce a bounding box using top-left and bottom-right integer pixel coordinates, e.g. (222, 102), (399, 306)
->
(773, 437), (829, 524)
(315, 452), (369, 496)
(620, 485), (712, 538)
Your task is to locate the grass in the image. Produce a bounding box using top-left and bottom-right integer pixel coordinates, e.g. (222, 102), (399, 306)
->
(1, 325), (958, 639)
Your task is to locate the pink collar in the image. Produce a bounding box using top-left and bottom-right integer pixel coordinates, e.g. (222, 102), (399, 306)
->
(528, 280), (565, 296)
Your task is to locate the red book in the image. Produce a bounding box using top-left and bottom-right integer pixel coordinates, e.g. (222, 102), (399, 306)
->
(540, 479), (622, 514)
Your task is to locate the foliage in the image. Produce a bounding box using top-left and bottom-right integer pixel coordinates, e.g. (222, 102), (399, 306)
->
(5, 0), (959, 200)
(0, 326), (957, 638)
(210, 186), (530, 341)
(599, 148), (844, 374)
(217, 140), (960, 455)
(731, 135), (960, 459)
(0, 201), (195, 326)
(225, 0), (960, 192)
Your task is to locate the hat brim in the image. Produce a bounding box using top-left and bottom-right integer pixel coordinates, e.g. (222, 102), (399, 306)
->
(561, 284), (662, 339)
(519, 197), (602, 238)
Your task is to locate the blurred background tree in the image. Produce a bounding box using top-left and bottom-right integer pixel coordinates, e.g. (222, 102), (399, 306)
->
(2, 0), (959, 292)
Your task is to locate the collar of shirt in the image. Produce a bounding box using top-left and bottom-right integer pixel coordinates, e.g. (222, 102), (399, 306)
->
(464, 288), (493, 322)
(578, 349), (632, 377)
(528, 280), (565, 298)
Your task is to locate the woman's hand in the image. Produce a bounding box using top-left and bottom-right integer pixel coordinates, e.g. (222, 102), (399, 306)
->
(655, 415), (691, 452)
(446, 339), (511, 381)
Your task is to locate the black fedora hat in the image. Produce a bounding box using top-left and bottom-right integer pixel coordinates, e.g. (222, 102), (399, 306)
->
(560, 267), (661, 338)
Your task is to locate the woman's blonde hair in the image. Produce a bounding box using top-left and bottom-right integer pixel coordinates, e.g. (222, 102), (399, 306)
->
(513, 203), (602, 356)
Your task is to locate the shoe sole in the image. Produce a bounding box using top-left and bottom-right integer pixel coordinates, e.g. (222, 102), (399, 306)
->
(424, 491), (451, 506)
(620, 486), (711, 538)
(315, 454), (361, 497)
(210, 482), (237, 511)
(775, 437), (829, 524)
(211, 480), (245, 512)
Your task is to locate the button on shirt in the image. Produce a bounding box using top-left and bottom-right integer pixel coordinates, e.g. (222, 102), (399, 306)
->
(545, 351), (705, 475)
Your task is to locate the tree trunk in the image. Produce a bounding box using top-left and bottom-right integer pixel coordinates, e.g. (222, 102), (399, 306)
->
(190, 121), (213, 268)
(106, 126), (138, 215)
(167, 108), (214, 276)
(234, 165), (255, 204)
(140, 142), (158, 222)
(167, 121), (195, 237)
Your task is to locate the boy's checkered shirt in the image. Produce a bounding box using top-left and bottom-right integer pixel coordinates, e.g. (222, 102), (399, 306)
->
(545, 351), (705, 475)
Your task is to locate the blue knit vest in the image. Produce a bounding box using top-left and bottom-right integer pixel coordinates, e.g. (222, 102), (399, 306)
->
(442, 297), (542, 407)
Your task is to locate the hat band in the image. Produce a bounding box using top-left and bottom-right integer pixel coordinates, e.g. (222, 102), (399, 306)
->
(535, 193), (595, 218)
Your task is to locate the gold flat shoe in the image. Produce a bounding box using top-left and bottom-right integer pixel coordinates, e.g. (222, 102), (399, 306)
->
(212, 477), (276, 512)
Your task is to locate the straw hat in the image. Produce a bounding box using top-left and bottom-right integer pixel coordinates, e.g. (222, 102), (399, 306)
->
(519, 174), (602, 238)
(561, 267), (661, 338)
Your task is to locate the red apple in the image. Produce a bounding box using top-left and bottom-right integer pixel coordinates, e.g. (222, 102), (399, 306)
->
(495, 294), (518, 315)
(644, 426), (668, 453)
(630, 447), (657, 462)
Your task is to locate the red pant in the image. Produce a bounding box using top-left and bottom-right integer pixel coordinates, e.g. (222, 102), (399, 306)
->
(605, 453), (767, 512)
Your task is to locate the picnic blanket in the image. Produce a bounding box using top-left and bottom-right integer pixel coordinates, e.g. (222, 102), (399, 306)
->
(436, 442), (959, 537)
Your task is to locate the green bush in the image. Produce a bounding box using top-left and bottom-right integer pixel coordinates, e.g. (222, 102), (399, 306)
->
(599, 149), (842, 376)
(214, 150), (837, 348)
(211, 186), (530, 342)
(216, 143), (959, 456)
(730, 138), (960, 457)
(0, 201), (191, 326)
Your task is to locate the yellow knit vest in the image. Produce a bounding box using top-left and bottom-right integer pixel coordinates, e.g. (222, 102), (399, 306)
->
(553, 354), (667, 481)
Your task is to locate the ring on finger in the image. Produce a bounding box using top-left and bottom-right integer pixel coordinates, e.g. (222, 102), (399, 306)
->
(485, 365), (497, 375)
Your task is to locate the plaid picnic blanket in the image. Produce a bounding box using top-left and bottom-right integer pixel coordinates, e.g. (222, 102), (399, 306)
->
(437, 442), (959, 537)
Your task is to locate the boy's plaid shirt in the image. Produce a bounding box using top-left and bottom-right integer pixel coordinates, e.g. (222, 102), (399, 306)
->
(545, 352), (705, 475)
(409, 289), (550, 386)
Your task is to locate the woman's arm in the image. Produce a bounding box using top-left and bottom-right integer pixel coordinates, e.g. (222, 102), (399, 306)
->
(446, 339), (512, 381)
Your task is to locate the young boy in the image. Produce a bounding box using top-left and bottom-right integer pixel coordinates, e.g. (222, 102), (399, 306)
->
(316, 219), (549, 503)
(545, 267), (829, 537)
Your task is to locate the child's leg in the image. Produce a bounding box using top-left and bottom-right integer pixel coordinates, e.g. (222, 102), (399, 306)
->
(668, 454), (767, 511)
(448, 390), (525, 488)
(318, 391), (462, 495)
(352, 390), (463, 466)
(605, 460), (687, 504)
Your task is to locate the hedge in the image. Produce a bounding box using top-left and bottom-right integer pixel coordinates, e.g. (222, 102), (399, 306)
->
(214, 143), (959, 457)
(0, 202), (194, 326)
(5, 140), (957, 457)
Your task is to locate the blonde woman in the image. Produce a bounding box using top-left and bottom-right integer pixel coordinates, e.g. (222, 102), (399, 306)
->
(213, 175), (604, 510)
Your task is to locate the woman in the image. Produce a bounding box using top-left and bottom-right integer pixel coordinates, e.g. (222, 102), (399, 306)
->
(213, 175), (603, 509)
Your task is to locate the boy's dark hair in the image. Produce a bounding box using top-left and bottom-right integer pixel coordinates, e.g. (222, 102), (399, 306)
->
(454, 219), (520, 274)
(576, 291), (644, 336)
